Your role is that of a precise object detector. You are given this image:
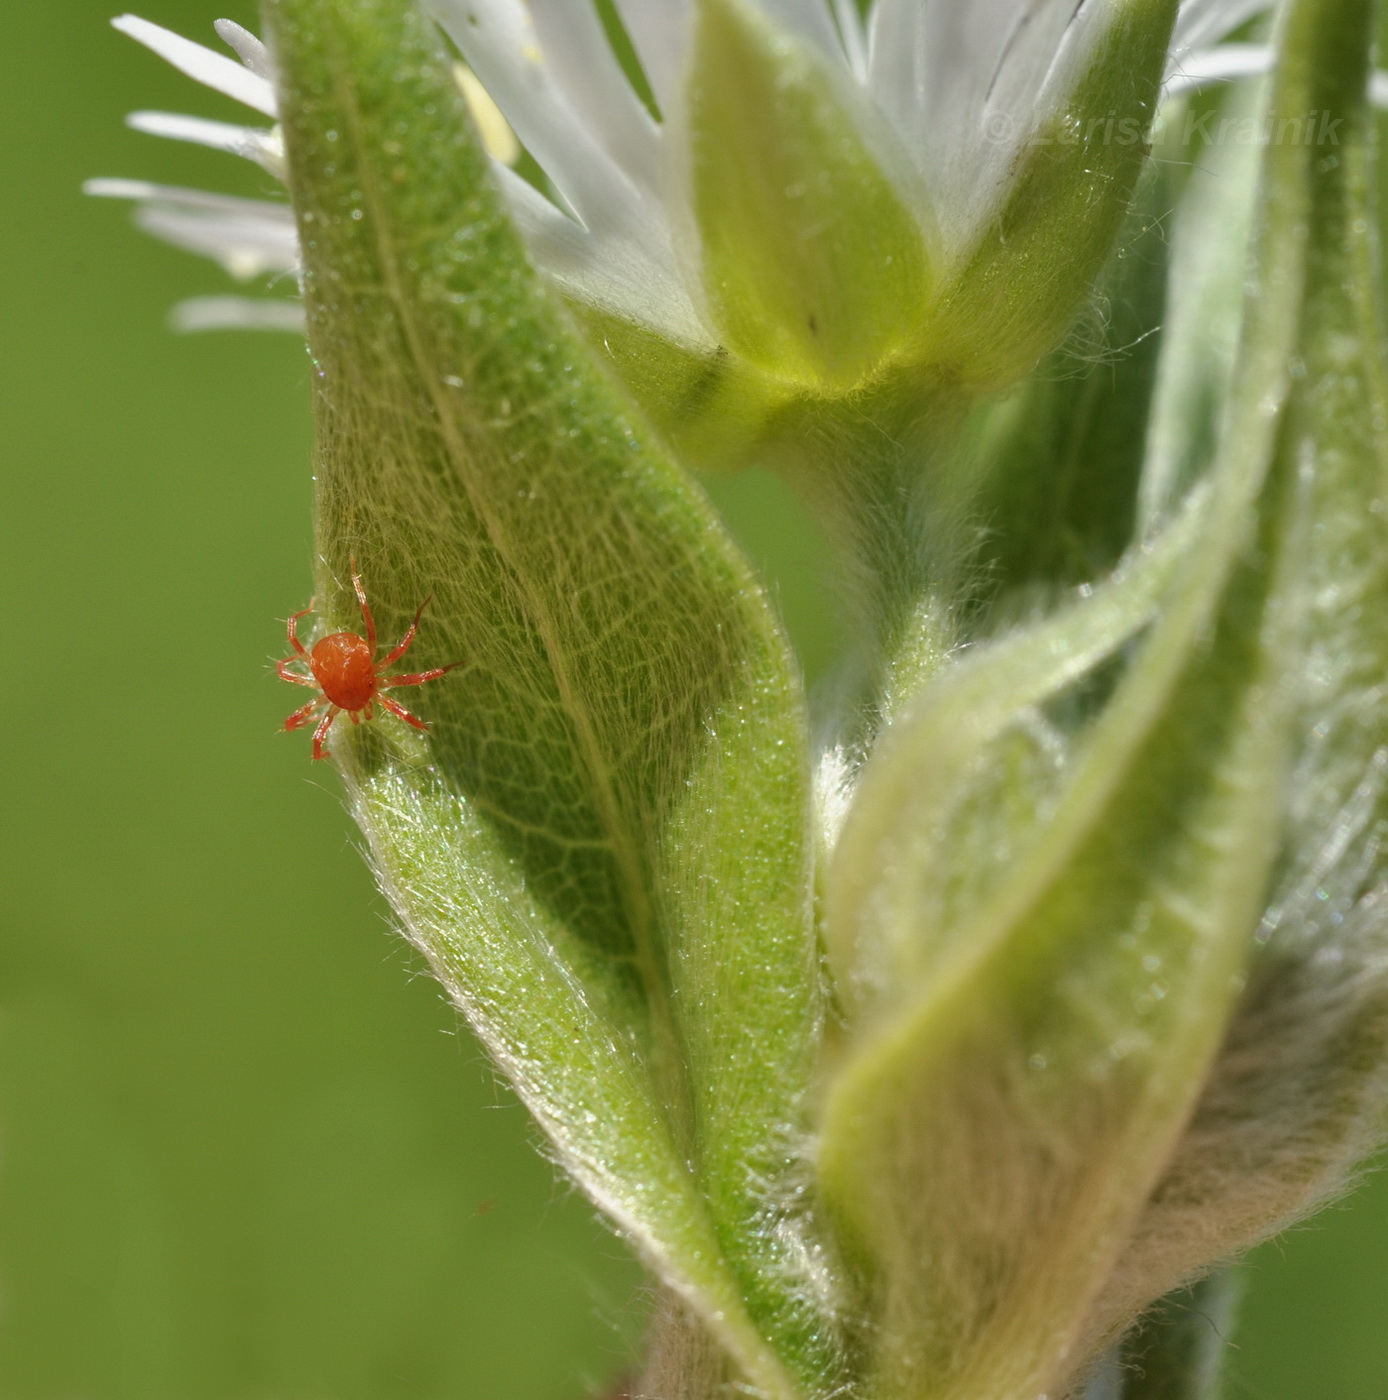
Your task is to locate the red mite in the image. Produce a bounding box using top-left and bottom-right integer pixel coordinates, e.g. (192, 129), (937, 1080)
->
(278, 566), (460, 760)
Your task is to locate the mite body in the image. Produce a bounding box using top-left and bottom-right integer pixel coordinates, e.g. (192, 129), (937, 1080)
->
(278, 566), (459, 760)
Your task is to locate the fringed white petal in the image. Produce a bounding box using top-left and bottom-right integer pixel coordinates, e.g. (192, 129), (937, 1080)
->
(172, 296), (305, 332)
(494, 165), (710, 350)
(108, 0), (1371, 351)
(866, 0), (1102, 257)
(211, 19), (273, 80)
(85, 179), (297, 280)
(1164, 42), (1272, 97)
(610, 0), (692, 114)
(830, 0), (869, 83)
(111, 14), (277, 116)
(521, 1), (663, 196)
(431, 0), (652, 240)
(752, 0), (853, 69)
(125, 110), (285, 178)
(1171, 0), (1273, 57)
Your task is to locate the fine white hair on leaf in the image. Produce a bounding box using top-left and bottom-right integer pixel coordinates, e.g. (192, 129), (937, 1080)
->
(813, 744), (857, 858)
(1165, 40), (1273, 95)
(1079, 747), (1388, 1355)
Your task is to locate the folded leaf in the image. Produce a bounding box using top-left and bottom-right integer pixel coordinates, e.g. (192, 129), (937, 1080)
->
(815, 0), (1378, 1392)
(266, 1), (826, 1390)
(1091, 0), (1388, 1341)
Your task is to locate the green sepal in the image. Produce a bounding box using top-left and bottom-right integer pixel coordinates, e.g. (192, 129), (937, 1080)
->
(967, 163), (1175, 610)
(685, 0), (934, 392)
(265, 0), (830, 1391)
(574, 301), (799, 471)
(920, 0), (1179, 389)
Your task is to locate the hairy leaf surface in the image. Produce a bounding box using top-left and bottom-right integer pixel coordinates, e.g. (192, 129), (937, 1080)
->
(267, 1), (825, 1390)
(815, 0), (1383, 1395)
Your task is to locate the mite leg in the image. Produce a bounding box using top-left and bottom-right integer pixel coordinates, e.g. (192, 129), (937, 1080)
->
(277, 658), (317, 686)
(380, 694), (429, 732)
(311, 706), (340, 760)
(383, 660), (461, 689)
(350, 558), (377, 654)
(285, 602), (315, 659)
(283, 698), (325, 732)
(379, 595), (433, 668)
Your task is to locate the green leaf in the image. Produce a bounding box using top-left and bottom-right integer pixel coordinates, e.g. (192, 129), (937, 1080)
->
(1091, 0), (1388, 1327)
(1137, 86), (1264, 530)
(967, 165), (1175, 610)
(685, 0), (934, 391)
(814, 0), (1384, 1395)
(821, 483), (1210, 1014)
(264, 1), (827, 1391)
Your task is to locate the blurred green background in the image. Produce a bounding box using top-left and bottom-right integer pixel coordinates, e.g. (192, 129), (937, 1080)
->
(2, 3), (1387, 1397)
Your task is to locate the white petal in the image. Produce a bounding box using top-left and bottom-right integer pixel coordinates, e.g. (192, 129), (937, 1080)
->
(171, 296), (305, 332)
(753, 0), (853, 68)
(830, 0), (869, 83)
(84, 177), (291, 218)
(85, 179), (297, 279)
(494, 165), (709, 349)
(428, 0), (705, 343)
(1165, 46), (1388, 104)
(432, 0), (649, 238)
(134, 209), (297, 279)
(1164, 42), (1271, 96)
(612, 0), (852, 102)
(125, 110), (285, 178)
(524, 0), (663, 193)
(135, 209), (296, 278)
(1172, 0), (1272, 56)
(867, 0), (1096, 255)
(610, 0), (692, 113)
(211, 19), (273, 80)
(112, 15), (277, 116)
